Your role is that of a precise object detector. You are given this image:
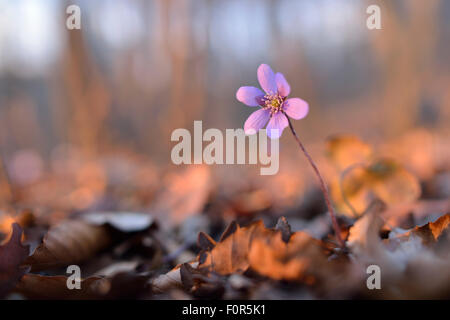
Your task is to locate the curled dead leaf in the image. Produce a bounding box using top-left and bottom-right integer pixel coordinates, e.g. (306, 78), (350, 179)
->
(275, 216), (292, 243)
(24, 220), (111, 272)
(15, 271), (150, 300)
(340, 159), (421, 215)
(15, 274), (105, 300)
(0, 223), (30, 297)
(393, 213), (450, 247)
(197, 218), (343, 287)
(180, 262), (225, 298)
(198, 220), (274, 275)
(348, 209), (450, 299)
(248, 231), (328, 282)
(150, 261), (198, 293)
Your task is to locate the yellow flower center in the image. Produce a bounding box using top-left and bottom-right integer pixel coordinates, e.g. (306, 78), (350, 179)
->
(264, 94), (284, 115)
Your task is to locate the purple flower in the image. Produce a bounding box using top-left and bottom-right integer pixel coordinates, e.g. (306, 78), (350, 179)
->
(236, 64), (309, 139)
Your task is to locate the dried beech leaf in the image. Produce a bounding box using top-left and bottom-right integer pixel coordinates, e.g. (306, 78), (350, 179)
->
(151, 261), (198, 293)
(346, 203), (413, 276)
(367, 159), (421, 204)
(99, 272), (150, 299)
(198, 220), (273, 275)
(340, 159), (421, 215)
(248, 231), (329, 282)
(0, 214), (17, 237)
(197, 232), (216, 251)
(347, 209), (387, 262)
(411, 213), (450, 244)
(24, 220), (111, 272)
(0, 223), (30, 297)
(275, 216), (292, 243)
(153, 165), (211, 228)
(15, 274), (106, 300)
(180, 262), (225, 298)
(0, 210), (35, 238)
(197, 219), (341, 286)
(81, 212), (154, 232)
(326, 135), (373, 170)
(180, 263), (196, 290)
(394, 214), (450, 246)
(382, 199), (450, 228)
(16, 272), (150, 300)
(349, 211), (450, 299)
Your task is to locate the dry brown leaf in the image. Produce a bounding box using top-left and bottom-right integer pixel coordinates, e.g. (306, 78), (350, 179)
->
(412, 213), (450, 243)
(326, 135), (373, 170)
(382, 199), (450, 228)
(24, 220), (111, 272)
(340, 159), (421, 215)
(15, 274), (105, 300)
(392, 213), (450, 247)
(198, 220), (274, 275)
(326, 136), (421, 217)
(0, 210), (35, 236)
(150, 261), (198, 293)
(197, 218), (343, 288)
(275, 216), (292, 243)
(248, 231), (328, 282)
(15, 271), (150, 300)
(368, 160), (421, 205)
(180, 262), (225, 298)
(347, 208), (388, 265)
(348, 210), (450, 299)
(0, 223), (30, 297)
(98, 272), (150, 299)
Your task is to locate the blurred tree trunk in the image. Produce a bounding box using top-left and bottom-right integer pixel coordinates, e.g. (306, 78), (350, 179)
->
(54, 24), (110, 156)
(369, 0), (440, 136)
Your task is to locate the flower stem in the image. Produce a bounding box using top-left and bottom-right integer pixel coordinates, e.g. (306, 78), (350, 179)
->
(285, 115), (345, 249)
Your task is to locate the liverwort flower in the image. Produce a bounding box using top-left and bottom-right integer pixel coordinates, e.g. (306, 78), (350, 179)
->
(235, 64), (346, 250)
(236, 64), (309, 139)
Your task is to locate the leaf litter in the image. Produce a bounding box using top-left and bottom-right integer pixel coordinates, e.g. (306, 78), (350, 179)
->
(0, 133), (450, 299)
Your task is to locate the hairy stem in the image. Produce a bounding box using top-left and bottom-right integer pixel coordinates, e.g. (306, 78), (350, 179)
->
(285, 115), (345, 249)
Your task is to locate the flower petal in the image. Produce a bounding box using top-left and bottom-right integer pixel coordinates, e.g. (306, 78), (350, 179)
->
(266, 112), (288, 139)
(236, 86), (265, 107)
(257, 64), (277, 95)
(244, 108), (271, 134)
(283, 98), (309, 120)
(275, 72), (290, 97)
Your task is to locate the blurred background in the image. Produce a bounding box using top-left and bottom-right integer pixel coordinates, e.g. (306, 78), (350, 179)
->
(0, 0), (449, 224)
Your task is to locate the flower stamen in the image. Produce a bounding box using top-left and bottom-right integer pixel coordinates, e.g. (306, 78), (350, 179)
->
(263, 94), (284, 116)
